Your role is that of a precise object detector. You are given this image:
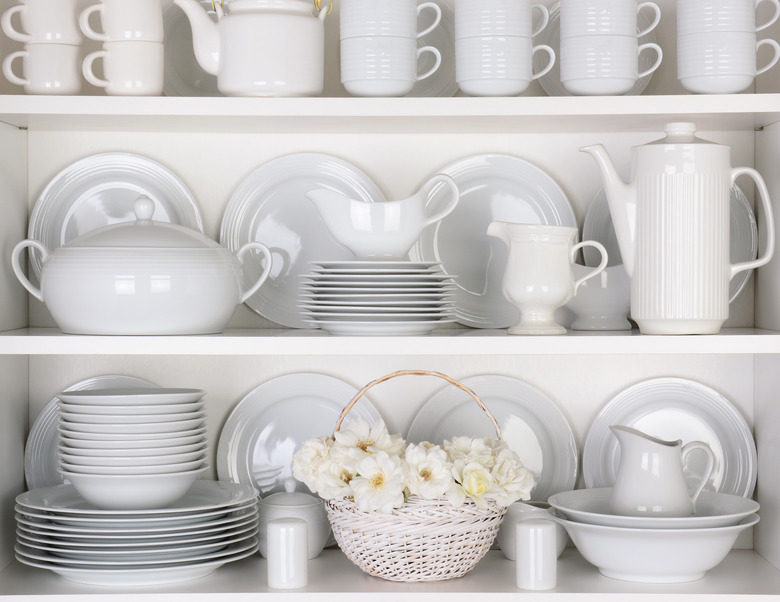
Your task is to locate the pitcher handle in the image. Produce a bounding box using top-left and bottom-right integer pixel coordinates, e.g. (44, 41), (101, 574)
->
(236, 242), (273, 304)
(681, 440), (715, 513)
(730, 167), (775, 278)
(420, 174), (459, 227)
(12, 240), (48, 302)
(571, 240), (608, 294)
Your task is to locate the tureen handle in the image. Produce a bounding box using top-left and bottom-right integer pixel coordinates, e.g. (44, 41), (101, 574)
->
(11, 239), (49, 302)
(236, 242), (273, 304)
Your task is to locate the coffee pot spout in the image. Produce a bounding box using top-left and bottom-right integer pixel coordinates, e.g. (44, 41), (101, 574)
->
(173, 0), (222, 76)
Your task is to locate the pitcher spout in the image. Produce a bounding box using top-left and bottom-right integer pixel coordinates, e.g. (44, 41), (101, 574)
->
(173, 0), (222, 76)
(486, 221), (510, 246)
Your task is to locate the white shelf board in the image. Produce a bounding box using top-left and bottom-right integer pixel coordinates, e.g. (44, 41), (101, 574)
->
(0, 327), (779, 356)
(0, 94), (778, 134)
(1, 550), (779, 600)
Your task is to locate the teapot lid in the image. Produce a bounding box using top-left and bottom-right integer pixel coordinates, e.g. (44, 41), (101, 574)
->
(647, 122), (714, 146)
(65, 196), (220, 249)
(259, 477), (322, 507)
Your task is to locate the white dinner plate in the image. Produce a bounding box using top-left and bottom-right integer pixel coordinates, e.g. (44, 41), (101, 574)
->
(314, 319), (455, 335)
(312, 261), (440, 270)
(24, 375), (159, 490)
(58, 410), (204, 425)
(407, 374), (578, 502)
(19, 536), (234, 562)
(306, 311), (453, 320)
(303, 273), (454, 282)
(582, 377), (757, 497)
(56, 388), (205, 406)
(408, 0), (457, 97)
(219, 153), (386, 328)
(57, 416), (206, 435)
(301, 298), (452, 308)
(28, 152), (202, 280)
(57, 401), (205, 416)
(409, 154), (577, 328)
(217, 373), (383, 495)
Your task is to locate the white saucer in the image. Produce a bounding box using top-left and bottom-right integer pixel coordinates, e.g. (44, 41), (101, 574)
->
(315, 318), (455, 335)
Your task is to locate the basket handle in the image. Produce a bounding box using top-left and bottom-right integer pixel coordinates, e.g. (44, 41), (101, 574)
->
(333, 370), (503, 440)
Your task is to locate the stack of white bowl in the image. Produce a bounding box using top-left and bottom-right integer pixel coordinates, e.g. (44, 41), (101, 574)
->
(56, 387), (209, 510)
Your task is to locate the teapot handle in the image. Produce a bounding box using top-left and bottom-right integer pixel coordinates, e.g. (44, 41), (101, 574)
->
(420, 174), (460, 227)
(11, 240), (48, 302)
(681, 440), (715, 513)
(236, 242), (273, 304)
(571, 240), (608, 294)
(730, 167), (775, 279)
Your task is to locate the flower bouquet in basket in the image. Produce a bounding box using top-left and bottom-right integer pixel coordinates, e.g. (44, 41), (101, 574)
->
(292, 370), (536, 582)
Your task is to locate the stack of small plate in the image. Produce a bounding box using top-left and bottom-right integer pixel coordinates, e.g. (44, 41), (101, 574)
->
(15, 481), (259, 586)
(56, 388), (209, 509)
(300, 261), (457, 335)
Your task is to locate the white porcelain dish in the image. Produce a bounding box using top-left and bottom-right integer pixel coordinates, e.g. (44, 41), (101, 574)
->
(59, 457), (206, 475)
(59, 442), (206, 458)
(59, 427), (207, 446)
(58, 449), (206, 467)
(59, 410), (205, 425)
(217, 372), (383, 495)
(408, 0), (457, 97)
(407, 374), (578, 502)
(582, 377), (757, 497)
(57, 416), (206, 435)
(313, 319), (455, 335)
(549, 488), (760, 529)
(57, 401), (205, 416)
(56, 388), (205, 406)
(19, 537), (234, 562)
(409, 154), (576, 328)
(219, 152), (386, 328)
(551, 510), (759, 583)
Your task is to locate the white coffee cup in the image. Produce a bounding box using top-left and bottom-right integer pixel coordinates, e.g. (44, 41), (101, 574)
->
(1, 0), (81, 44)
(80, 0), (163, 42)
(82, 41), (164, 95)
(455, 0), (550, 39)
(456, 36), (555, 96)
(341, 35), (441, 97)
(3, 43), (81, 94)
(340, 0), (441, 40)
(677, 0), (780, 35)
(561, 34), (663, 95)
(560, 0), (661, 38)
(678, 30), (780, 93)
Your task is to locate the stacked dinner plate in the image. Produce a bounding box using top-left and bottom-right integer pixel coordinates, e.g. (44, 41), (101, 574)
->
(15, 481), (259, 586)
(56, 388), (209, 510)
(300, 261), (457, 335)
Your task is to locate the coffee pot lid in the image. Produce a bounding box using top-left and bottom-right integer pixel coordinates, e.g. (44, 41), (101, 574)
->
(647, 122), (714, 146)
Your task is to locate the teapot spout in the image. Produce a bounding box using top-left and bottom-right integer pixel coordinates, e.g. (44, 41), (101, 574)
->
(173, 0), (221, 76)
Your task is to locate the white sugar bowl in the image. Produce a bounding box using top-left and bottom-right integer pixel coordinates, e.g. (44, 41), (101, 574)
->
(257, 478), (330, 559)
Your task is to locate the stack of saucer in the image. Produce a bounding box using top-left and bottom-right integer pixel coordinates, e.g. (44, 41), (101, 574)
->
(56, 388), (209, 510)
(300, 261), (457, 335)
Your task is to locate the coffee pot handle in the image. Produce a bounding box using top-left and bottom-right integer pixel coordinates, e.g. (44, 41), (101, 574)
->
(730, 167), (775, 278)
(571, 240), (608, 294)
(681, 440), (715, 513)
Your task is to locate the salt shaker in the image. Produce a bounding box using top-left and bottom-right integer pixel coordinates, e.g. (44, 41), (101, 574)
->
(516, 519), (557, 590)
(267, 517), (308, 589)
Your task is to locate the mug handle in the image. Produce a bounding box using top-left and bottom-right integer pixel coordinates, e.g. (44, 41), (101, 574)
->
(730, 167), (775, 278)
(636, 1), (661, 38)
(82, 50), (110, 88)
(571, 241), (608, 294)
(420, 174), (459, 227)
(531, 3), (550, 38)
(11, 240), (48, 302)
(416, 2), (442, 38)
(681, 441), (715, 513)
(756, 0), (780, 32)
(416, 45), (441, 82)
(637, 42), (663, 79)
(1, 5), (30, 43)
(531, 44), (556, 81)
(236, 242), (274, 304)
(756, 38), (780, 75)
(79, 3), (108, 41)
(2, 50), (28, 86)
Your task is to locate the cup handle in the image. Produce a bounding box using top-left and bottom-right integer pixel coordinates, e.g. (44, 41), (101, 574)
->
(636, 1), (661, 37)
(82, 50), (110, 88)
(636, 42), (663, 79)
(11, 240), (48, 302)
(757, 0), (780, 32)
(2, 50), (28, 86)
(571, 241), (608, 294)
(531, 3), (550, 38)
(531, 44), (556, 81)
(756, 38), (780, 75)
(1, 5), (30, 43)
(416, 45), (441, 82)
(236, 242), (274, 304)
(79, 3), (108, 41)
(730, 167), (775, 278)
(420, 174), (459, 227)
(416, 1), (442, 38)
(681, 441), (715, 513)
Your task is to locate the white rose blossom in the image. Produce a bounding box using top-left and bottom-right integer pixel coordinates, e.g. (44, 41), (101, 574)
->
(443, 436), (497, 468)
(292, 436), (354, 499)
(487, 447), (535, 506)
(404, 442), (452, 499)
(333, 418), (406, 471)
(350, 451), (406, 513)
(448, 459), (499, 509)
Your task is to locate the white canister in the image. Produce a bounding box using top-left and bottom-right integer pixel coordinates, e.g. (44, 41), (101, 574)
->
(267, 518), (308, 589)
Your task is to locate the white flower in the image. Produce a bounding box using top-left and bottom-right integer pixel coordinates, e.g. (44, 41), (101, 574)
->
(292, 436), (333, 493)
(333, 418), (406, 469)
(312, 457), (355, 500)
(443, 436), (497, 468)
(487, 447), (535, 506)
(448, 459), (497, 509)
(350, 451), (405, 513)
(404, 442), (452, 499)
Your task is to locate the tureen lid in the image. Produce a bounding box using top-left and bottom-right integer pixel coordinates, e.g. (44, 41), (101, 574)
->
(65, 196), (220, 249)
(259, 477), (322, 507)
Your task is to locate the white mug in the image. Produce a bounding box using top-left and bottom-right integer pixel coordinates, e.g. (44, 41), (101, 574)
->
(82, 41), (164, 95)
(560, 0), (661, 38)
(80, 0), (163, 42)
(456, 36), (555, 96)
(340, 0), (441, 39)
(1, 0), (81, 44)
(3, 43), (81, 94)
(341, 35), (441, 97)
(678, 30), (780, 93)
(455, 0), (550, 39)
(677, 0), (780, 35)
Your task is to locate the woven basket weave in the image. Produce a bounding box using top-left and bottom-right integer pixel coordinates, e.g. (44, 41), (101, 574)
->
(325, 370), (507, 582)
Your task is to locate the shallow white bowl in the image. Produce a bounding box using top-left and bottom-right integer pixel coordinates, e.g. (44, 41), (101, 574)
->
(59, 410), (205, 425)
(58, 449), (207, 467)
(58, 417), (206, 436)
(59, 428), (207, 448)
(59, 457), (206, 475)
(58, 442), (206, 458)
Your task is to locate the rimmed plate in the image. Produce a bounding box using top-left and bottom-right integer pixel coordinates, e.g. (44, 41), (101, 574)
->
(582, 377), (757, 497)
(409, 0), (457, 97)
(409, 154), (576, 328)
(57, 401), (205, 416)
(311, 261), (440, 270)
(56, 388), (205, 406)
(28, 152), (203, 280)
(219, 153), (386, 328)
(407, 374), (578, 502)
(314, 318), (455, 335)
(217, 373), (383, 495)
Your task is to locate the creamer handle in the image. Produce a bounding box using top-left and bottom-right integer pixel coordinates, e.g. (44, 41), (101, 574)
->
(571, 241), (608, 294)
(681, 440), (715, 513)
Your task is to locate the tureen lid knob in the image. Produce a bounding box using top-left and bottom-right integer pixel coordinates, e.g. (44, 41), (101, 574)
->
(133, 196), (156, 222)
(284, 477), (297, 494)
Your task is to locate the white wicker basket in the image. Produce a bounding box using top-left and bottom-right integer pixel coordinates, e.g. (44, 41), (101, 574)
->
(325, 370), (508, 582)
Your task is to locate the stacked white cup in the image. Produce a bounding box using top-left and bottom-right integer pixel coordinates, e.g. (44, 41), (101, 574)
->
(340, 0), (443, 97)
(559, 0), (663, 95)
(1, 0), (82, 94)
(80, 0), (164, 96)
(455, 0), (555, 96)
(677, 0), (780, 94)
